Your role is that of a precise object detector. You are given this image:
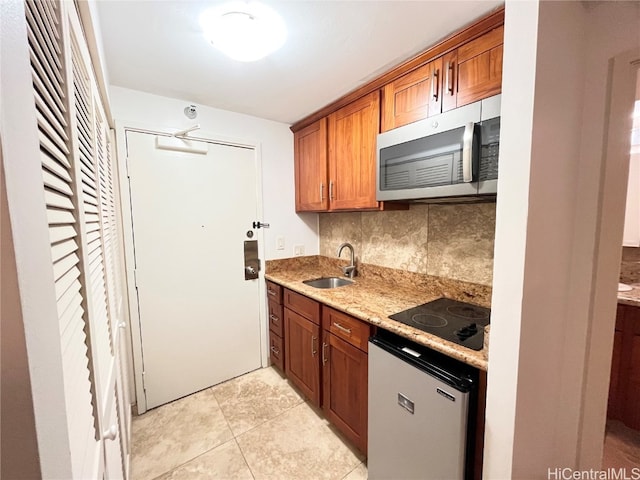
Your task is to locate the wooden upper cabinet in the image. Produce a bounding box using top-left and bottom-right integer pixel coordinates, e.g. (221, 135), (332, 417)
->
(381, 59), (442, 132)
(294, 118), (328, 212)
(456, 25), (503, 107)
(328, 91), (380, 210)
(381, 26), (503, 123)
(443, 26), (504, 112)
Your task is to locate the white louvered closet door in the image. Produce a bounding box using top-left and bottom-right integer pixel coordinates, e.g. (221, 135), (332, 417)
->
(25, 0), (128, 478)
(68, 8), (125, 479)
(25, 0), (104, 478)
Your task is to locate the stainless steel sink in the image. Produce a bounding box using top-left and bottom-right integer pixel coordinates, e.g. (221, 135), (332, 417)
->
(303, 277), (354, 289)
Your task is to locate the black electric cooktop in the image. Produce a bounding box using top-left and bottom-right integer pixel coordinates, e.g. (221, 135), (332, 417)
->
(389, 298), (490, 351)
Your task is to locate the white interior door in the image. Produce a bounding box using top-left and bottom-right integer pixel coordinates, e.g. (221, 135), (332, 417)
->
(126, 131), (262, 409)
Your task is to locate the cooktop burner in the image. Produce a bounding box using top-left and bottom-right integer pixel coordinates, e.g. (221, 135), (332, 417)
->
(411, 314), (448, 328)
(390, 298), (490, 351)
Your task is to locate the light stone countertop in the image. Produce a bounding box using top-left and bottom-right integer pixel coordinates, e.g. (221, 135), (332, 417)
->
(618, 284), (640, 307)
(265, 257), (490, 371)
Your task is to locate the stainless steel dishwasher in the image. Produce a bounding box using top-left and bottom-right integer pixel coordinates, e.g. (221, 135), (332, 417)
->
(368, 329), (479, 480)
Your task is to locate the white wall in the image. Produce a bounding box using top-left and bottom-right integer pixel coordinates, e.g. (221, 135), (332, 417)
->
(109, 86), (319, 261)
(485, 1), (639, 477)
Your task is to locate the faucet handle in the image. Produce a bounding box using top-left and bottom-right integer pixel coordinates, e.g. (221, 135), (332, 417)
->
(342, 265), (356, 278)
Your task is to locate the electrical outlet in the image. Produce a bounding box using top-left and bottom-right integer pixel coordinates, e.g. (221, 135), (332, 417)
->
(294, 244), (305, 257)
(276, 236), (285, 250)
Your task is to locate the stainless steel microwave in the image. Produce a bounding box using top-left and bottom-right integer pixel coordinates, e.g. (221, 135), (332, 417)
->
(376, 95), (501, 202)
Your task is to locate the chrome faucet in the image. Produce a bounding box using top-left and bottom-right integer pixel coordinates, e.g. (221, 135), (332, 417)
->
(336, 242), (357, 279)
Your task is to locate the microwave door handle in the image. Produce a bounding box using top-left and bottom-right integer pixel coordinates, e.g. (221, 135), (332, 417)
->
(462, 122), (474, 183)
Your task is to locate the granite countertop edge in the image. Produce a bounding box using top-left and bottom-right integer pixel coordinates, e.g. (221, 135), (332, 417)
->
(618, 284), (640, 307)
(265, 269), (489, 372)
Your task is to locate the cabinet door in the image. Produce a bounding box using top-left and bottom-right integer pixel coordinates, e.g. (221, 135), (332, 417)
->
(294, 118), (328, 212)
(322, 332), (368, 453)
(285, 308), (321, 406)
(328, 91), (380, 210)
(381, 61), (440, 132)
(608, 328), (624, 420)
(455, 26), (503, 108)
(268, 299), (284, 336)
(622, 305), (640, 429)
(269, 332), (284, 372)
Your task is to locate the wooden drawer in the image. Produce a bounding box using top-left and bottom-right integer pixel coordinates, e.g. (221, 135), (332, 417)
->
(284, 289), (321, 325)
(268, 299), (284, 336)
(322, 306), (370, 352)
(266, 281), (283, 304)
(269, 332), (284, 372)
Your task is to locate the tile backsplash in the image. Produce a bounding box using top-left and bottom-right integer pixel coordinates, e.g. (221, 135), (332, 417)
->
(319, 203), (496, 286)
(620, 247), (640, 284)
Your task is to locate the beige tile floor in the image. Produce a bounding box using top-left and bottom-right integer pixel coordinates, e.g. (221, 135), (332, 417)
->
(603, 419), (640, 471)
(131, 367), (367, 480)
(131, 366), (640, 479)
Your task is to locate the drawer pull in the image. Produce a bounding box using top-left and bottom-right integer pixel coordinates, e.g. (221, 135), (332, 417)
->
(270, 346), (280, 355)
(267, 289), (277, 296)
(269, 314), (279, 323)
(333, 322), (352, 334)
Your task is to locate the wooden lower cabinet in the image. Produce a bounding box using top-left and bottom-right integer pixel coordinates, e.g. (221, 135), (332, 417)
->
(322, 332), (368, 453)
(284, 307), (321, 407)
(267, 281), (284, 373)
(607, 303), (640, 430)
(280, 288), (369, 453)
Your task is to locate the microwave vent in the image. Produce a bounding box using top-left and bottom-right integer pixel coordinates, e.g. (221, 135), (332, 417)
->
(385, 171), (410, 189)
(415, 163), (452, 187)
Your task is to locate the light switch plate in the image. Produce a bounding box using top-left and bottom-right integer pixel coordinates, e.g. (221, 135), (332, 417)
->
(294, 244), (305, 256)
(276, 236), (285, 250)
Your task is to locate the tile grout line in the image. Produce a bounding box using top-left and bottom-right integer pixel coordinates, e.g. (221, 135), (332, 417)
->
(233, 437), (256, 480)
(148, 387), (237, 480)
(148, 438), (239, 480)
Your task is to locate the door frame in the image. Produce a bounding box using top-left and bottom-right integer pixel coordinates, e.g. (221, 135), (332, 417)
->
(114, 120), (268, 414)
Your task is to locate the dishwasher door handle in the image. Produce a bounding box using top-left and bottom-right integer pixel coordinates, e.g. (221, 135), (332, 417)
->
(397, 393), (415, 414)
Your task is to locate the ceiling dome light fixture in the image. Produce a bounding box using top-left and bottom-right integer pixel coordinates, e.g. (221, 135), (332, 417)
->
(199, 1), (287, 62)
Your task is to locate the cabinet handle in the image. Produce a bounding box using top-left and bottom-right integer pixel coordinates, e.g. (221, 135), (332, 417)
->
(320, 182), (324, 202)
(102, 425), (117, 441)
(270, 346), (280, 355)
(322, 342), (328, 366)
(267, 288), (277, 297)
(333, 322), (352, 334)
(432, 68), (439, 101)
(269, 314), (279, 323)
(329, 181), (334, 200)
(447, 61), (455, 95)
(311, 336), (318, 356)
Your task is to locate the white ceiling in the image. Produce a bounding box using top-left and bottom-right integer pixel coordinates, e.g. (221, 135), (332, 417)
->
(96, 0), (503, 125)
